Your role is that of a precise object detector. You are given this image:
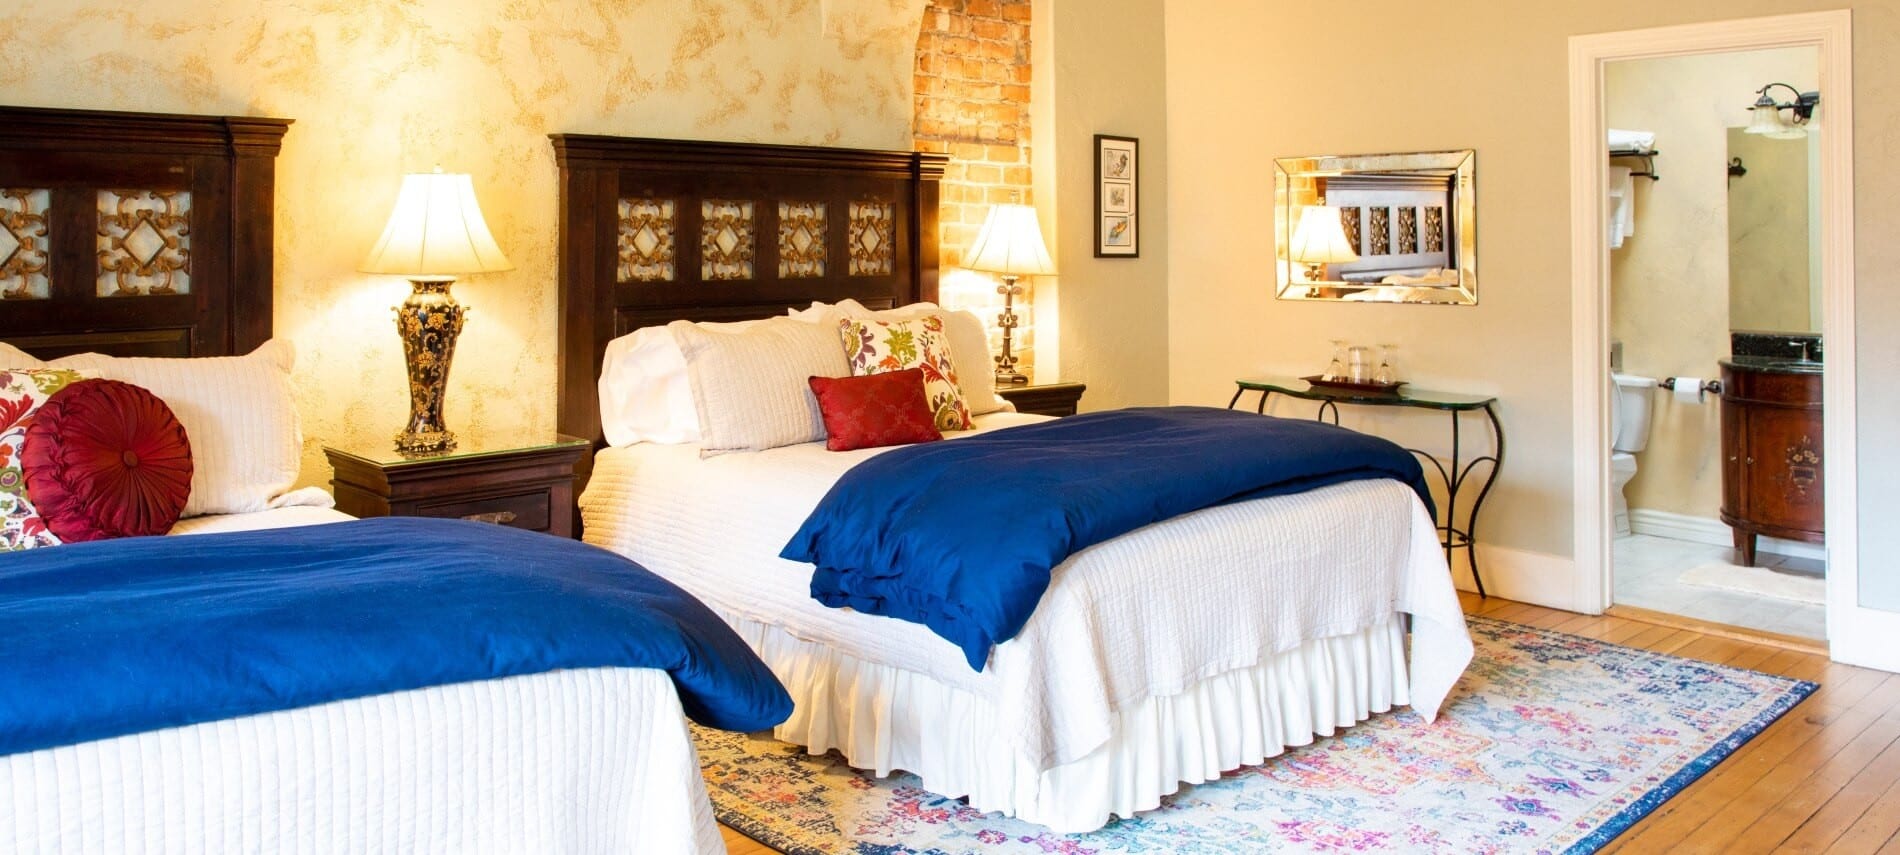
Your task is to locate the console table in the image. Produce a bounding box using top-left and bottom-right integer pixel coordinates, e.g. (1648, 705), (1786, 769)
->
(1229, 376), (1504, 597)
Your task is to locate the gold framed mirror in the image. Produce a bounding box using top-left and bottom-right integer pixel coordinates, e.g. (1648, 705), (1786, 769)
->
(1274, 149), (1477, 305)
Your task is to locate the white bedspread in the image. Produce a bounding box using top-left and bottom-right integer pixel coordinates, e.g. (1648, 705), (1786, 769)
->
(583, 413), (1472, 772)
(5, 504), (724, 855)
(3, 669), (721, 855)
(166, 504), (352, 535)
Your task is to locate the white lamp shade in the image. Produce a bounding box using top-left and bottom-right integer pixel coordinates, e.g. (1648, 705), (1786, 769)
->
(1744, 102), (1785, 136)
(965, 203), (1056, 276)
(1290, 206), (1360, 265)
(361, 171), (513, 278)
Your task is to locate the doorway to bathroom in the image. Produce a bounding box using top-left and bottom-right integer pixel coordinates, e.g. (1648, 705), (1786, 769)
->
(1568, 11), (1889, 668)
(1602, 45), (1825, 641)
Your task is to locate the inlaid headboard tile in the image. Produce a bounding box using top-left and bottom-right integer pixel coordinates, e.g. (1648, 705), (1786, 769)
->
(552, 133), (945, 450)
(0, 188), (51, 300)
(0, 105), (291, 358)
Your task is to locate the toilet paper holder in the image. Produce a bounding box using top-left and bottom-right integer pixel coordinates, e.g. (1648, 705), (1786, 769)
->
(1660, 377), (1723, 396)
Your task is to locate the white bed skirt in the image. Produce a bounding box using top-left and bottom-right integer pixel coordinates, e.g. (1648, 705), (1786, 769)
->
(2, 668), (723, 855)
(734, 613), (1413, 834)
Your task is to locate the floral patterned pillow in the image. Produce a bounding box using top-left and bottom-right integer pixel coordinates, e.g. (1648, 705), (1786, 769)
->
(839, 315), (973, 431)
(0, 367), (94, 550)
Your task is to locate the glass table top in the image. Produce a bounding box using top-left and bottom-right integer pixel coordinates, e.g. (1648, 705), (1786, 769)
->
(325, 432), (590, 468)
(1235, 375), (1497, 410)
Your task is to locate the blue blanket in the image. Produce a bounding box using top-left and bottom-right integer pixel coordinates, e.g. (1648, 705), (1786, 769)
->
(0, 517), (792, 758)
(782, 406), (1434, 669)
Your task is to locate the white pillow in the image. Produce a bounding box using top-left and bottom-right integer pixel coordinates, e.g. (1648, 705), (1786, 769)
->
(669, 317), (849, 455)
(597, 319), (770, 447)
(599, 326), (704, 447)
(0, 342), (38, 369)
(788, 300), (1009, 415)
(18, 340), (304, 518)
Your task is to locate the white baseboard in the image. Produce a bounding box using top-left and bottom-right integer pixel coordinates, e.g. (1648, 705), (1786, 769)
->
(1459, 544), (1585, 613)
(1627, 508), (1825, 562)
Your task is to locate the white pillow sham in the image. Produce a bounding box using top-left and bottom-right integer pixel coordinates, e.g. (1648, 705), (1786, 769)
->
(669, 317), (849, 455)
(0, 340), (304, 518)
(597, 321), (756, 447)
(788, 299), (1010, 416)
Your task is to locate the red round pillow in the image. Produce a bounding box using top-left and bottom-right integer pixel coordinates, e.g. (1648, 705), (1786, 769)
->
(23, 379), (193, 542)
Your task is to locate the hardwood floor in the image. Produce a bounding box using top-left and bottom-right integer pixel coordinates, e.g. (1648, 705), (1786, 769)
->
(718, 594), (1900, 854)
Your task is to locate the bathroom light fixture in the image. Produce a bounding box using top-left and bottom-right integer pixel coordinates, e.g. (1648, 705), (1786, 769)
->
(1289, 205), (1359, 282)
(1744, 83), (1820, 139)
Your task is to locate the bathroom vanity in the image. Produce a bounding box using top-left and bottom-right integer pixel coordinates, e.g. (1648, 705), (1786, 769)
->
(1719, 352), (1823, 566)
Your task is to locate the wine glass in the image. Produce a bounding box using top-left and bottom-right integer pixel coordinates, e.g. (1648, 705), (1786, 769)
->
(1324, 339), (1348, 381)
(1374, 344), (1400, 385)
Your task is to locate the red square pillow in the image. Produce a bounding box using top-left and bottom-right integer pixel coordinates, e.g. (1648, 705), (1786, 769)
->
(808, 368), (944, 452)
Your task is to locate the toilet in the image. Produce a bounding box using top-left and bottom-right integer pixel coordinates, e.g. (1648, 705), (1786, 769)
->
(1610, 372), (1658, 537)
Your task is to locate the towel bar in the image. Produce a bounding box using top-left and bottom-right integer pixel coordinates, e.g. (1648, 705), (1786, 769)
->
(1609, 148), (1661, 181)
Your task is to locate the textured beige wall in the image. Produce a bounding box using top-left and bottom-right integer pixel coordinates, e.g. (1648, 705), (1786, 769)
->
(1, 0), (926, 484)
(1165, 1), (1900, 611)
(1606, 48), (1816, 521)
(1048, 0), (1168, 410)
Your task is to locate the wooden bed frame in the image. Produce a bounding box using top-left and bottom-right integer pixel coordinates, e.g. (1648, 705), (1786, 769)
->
(550, 134), (947, 448)
(0, 106), (291, 360)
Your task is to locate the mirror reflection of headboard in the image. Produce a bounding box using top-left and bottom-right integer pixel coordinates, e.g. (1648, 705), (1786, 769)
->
(0, 106), (292, 359)
(550, 134), (948, 449)
(1274, 149), (1478, 305)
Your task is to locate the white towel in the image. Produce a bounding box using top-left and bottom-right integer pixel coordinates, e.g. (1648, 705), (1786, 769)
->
(1608, 165), (1635, 249)
(1608, 128), (1656, 152)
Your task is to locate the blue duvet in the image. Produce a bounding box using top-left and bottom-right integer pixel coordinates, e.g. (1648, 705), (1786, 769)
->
(782, 406), (1433, 669)
(0, 517), (792, 758)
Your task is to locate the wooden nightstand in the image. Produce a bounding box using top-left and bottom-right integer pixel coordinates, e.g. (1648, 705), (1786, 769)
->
(325, 434), (590, 538)
(998, 380), (1087, 417)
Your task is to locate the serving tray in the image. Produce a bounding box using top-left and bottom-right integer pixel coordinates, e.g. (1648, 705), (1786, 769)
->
(1301, 375), (1407, 394)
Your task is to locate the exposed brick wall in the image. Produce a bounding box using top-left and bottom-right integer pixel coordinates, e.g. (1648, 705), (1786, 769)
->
(914, 0), (1037, 375)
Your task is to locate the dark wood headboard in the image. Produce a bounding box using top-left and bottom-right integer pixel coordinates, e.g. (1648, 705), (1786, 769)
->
(551, 134), (947, 447)
(0, 106), (291, 359)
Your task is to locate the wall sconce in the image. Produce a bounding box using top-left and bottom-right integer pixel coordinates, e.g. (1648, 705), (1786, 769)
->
(1289, 205), (1359, 282)
(1745, 83), (1820, 139)
(360, 169), (513, 453)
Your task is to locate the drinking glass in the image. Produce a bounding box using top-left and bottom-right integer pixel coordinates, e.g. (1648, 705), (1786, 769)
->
(1347, 345), (1371, 382)
(1374, 344), (1400, 385)
(1324, 339), (1348, 381)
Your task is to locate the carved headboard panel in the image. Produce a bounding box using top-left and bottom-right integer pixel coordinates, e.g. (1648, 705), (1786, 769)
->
(551, 134), (947, 448)
(0, 106), (292, 359)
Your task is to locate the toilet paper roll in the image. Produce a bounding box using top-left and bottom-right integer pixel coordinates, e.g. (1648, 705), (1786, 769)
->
(1673, 377), (1706, 405)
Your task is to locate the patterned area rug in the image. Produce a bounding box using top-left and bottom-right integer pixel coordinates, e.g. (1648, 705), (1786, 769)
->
(695, 616), (1817, 854)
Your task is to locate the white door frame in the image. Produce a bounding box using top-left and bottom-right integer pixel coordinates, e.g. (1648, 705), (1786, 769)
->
(1568, 10), (1895, 671)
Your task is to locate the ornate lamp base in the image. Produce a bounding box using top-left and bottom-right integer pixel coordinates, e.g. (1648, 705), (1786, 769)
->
(993, 274), (1029, 385)
(394, 279), (466, 454)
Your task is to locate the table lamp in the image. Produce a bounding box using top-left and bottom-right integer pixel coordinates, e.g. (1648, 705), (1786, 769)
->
(360, 169), (513, 453)
(964, 203), (1056, 384)
(1289, 205), (1359, 282)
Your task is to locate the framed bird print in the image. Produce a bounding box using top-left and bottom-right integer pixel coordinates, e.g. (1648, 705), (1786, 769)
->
(1094, 134), (1139, 257)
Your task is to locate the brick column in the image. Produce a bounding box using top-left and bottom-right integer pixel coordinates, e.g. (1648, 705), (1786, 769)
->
(914, 0), (1036, 376)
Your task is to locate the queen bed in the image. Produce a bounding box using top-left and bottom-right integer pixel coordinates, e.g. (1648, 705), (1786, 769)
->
(0, 107), (789, 855)
(554, 135), (1476, 833)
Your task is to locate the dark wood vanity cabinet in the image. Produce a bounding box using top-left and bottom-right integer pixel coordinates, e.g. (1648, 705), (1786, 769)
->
(1719, 363), (1823, 566)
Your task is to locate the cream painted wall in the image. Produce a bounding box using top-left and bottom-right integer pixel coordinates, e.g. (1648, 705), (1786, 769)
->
(1165, 1), (1900, 613)
(1605, 48), (1816, 521)
(1, 0), (927, 484)
(1048, 0), (1168, 410)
